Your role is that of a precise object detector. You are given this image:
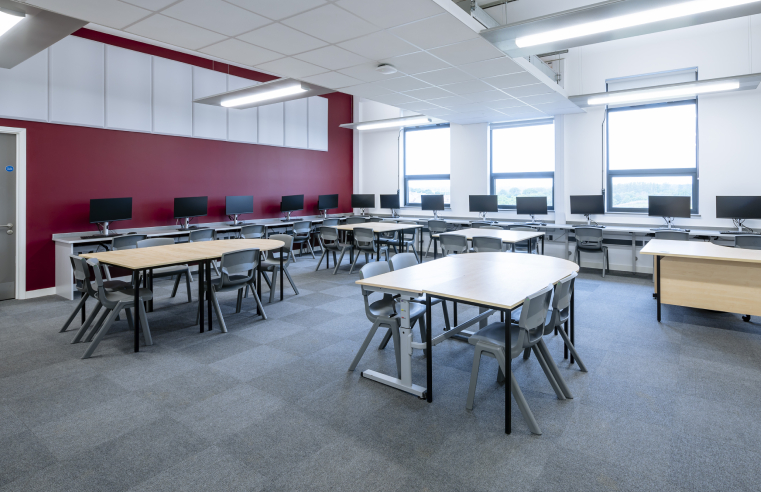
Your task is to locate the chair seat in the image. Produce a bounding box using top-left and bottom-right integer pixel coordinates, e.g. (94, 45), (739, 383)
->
(106, 287), (153, 303)
(208, 274), (252, 293)
(368, 298), (396, 318)
(410, 296), (443, 306)
(99, 280), (132, 292)
(261, 258), (287, 269)
(577, 244), (607, 251)
(468, 321), (520, 351)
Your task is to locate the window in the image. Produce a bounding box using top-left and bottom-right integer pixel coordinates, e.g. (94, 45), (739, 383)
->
(404, 125), (450, 206)
(607, 100), (698, 213)
(490, 120), (555, 209)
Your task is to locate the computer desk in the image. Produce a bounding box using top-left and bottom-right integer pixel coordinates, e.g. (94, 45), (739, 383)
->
(432, 228), (546, 257)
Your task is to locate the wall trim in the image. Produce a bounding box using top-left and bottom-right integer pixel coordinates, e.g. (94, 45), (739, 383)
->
(0, 126), (26, 300)
(25, 287), (56, 299)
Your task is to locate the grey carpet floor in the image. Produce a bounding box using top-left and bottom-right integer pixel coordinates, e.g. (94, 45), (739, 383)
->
(1, 251), (761, 491)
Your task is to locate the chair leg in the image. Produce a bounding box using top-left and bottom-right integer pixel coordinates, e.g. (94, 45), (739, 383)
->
(84, 308), (111, 343)
(495, 350), (542, 435)
(315, 249), (327, 271)
(523, 347), (531, 360)
(268, 268), (278, 303)
(212, 261), (220, 276)
(185, 271), (192, 303)
(71, 302), (102, 343)
(61, 293), (89, 333)
(466, 346), (484, 410)
(530, 344), (566, 400)
(211, 288), (227, 333)
(349, 319), (382, 371)
(247, 281), (267, 320)
(124, 307), (134, 332)
(187, 266), (194, 283)
(82, 304), (122, 359)
(537, 339), (575, 397)
(378, 328), (392, 349)
(334, 248), (347, 275)
(412, 246), (420, 263)
(171, 274), (181, 298)
(348, 250), (361, 274)
(556, 326), (587, 372)
(307, 240), (315, 259)
(283, 267), (299, 295)
(441, 301), (451, 331)
(138, 301), (152, 345)
(236, 288), (243, 313)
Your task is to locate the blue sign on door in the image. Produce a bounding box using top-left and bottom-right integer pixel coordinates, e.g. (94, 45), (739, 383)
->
(5, 166), (12, 172)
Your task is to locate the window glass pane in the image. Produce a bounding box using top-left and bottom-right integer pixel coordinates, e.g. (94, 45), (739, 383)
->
(608, 103), (696, 170)
(610, 175), (693, 209)
(405, 127), (450, 175)
(407, 179), (450, 205)
(494, 178), (553, 207)
(492, 123), (554, 174)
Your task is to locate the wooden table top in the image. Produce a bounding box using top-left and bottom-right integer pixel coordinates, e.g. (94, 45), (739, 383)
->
(80, 239), (285, 270)
(335, 223), (422, 232)
(434, 228), (545, 243)
(356, 253), (579, 310)
(640, 239), (761, 264)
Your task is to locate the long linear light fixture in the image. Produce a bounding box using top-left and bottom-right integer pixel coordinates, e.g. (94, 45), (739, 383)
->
(340, 116), (432, 131)
(481, 0), (761, 57)
(194, 78), (331, 110)
(569, 73), (761, 108)
(222, 85), (306, 107)
(0, 8), (25, 37)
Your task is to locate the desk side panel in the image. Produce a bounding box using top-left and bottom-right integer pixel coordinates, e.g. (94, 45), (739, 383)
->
(55, 241), (74, 300)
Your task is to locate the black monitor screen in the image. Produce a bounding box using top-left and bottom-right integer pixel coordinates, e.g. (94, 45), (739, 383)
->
(281, 195), (304, 212)
(226, 195), (253, 216)
(318, 194), (338, 210)
(380, 194), (400, 209)
(421, 195), (445, 211)
(90, 198), (132, 224)
(648, 196), (691, 218)
(516, 196), (547, 215)
(351, 194), (375, 209)
(469, 195), (498, 213)
(716, 196), (761, 219)
(570, 195), (605, 215)
(174, 196), (208, 219)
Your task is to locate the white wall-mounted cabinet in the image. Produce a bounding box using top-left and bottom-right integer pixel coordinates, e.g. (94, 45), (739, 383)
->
(308, 96), (328, 151)
(193, 67), (227, 140)
(152, 57), (192, 137)
(0, 49), (48, 122)
(105, 45), (152, 132)
(227, 75), (259, 144)
(259, 102), (284, 147)
(285, 99), (308, 149)
(50, 36), (105, 127)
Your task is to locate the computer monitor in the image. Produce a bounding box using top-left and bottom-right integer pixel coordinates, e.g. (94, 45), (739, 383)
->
(380, 193), (401, 217)
(716, 196), (761, 233)
(351, 194), (375, 215)
(469, 195), (498, 219)
(89, 197), (132, 236)
(648, 196), (690, 230)
(225, 196), (253, 225)
(280, 194), (304, 221)
(318, 194), (338, 217)
(516, 196), (547, 225)
(421, 195), (445, 219)
(570, 195), (605, 225)
(174, 196), (208, 230)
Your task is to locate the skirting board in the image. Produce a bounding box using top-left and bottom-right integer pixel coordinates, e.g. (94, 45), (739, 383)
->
(25, 287), (57, 299)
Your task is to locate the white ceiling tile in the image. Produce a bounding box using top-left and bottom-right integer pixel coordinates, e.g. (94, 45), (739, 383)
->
(536, 105), (584, 116)
(519, 92), (568, 105)
(484, 99), (526, 110)
(380, 51), (450, 75)
(302, 71), (362, 88)
(426, 95), (470, 107)
(338, 31), (418, 61)
(255, 57), (329, 78)
(126, 14), (227, 50)
(439, 79), (492, 95)
(498, 106), (545, 116)
(485, 71), (540, 89)
(335, 0), (443, 29)
(389, 14), (478, 50)
(338, 63), (404, 83)
(340, 83), (394, 98)
(367, 93), (419, 106)
(237, 23), (328, 55)
(162, 0), (270, 36)
(121, 0), (176, 10)
(459, 57), (524, 79)
(200, 38), (282, 65)
(421, 108), (455, 117)
(507, 84), (554, 98)
(462, 90), (512, 103)
(403, 87), (455, 101)
(396, 101), (442, 111)
(428, 39), (503, 66)
(414, 68), (473, 85)
(377, 76), (431, 92)
(442, 102), (487, 112)
(282, 4), (379, 43)
(225, 0), (327, 20)
(294, 46), (370, 70)
(29, 0), (150, 29)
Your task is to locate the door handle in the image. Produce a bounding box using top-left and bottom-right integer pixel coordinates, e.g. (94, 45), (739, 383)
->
(0, 223), (12, 228)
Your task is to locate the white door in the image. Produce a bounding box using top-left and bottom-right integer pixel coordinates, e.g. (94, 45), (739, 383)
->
(0, 133), (16, 300)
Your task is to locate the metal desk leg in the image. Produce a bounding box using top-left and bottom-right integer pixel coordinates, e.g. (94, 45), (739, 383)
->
(280, 247), (284, 301)
(198, 262), (205, 333)
(656, 255), (662, 322)
(148, 269), (153, 312)
(206, 260), (212, 331)
(454, 302), (458, 325)
(134, 269), (140, 352)
(419, 227), (423, 262)
(505, 308), (512, 435)
(434, 237), (438, 260)
(564, 320), (568, 360)
(398, 230), (403, 257)
(631, 232), (637, 274)
(541, 235), (545, 255)
(566, 229), (571, 260)
(257, 258), (262, 314)
(426, 294), (432, 403)
(570, 290), (575, 364)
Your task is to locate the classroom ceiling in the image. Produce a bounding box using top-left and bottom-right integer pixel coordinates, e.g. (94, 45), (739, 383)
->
(16, 0), (586, 125)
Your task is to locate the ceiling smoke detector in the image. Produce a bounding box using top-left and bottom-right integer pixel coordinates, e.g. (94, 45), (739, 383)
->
(376, 64), (397, 75)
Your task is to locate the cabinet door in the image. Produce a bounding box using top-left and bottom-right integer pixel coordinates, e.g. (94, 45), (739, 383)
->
(50, 36), (105, 127)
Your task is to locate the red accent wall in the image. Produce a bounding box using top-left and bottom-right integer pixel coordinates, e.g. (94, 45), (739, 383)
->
(7, 30), (354, 292)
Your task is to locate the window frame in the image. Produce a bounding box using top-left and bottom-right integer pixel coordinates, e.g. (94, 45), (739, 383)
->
(403, 123), (451, 207)
(605, 99), (699, 214)
(489, 119), (555, 210)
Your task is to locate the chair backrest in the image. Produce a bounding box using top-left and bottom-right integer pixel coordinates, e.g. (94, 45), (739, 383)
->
(398, 222), (418, 241)
(544, 272), (576, 335)
(112, 234), (148, 250)
(189, 228), (216, 242)
(70, 255), (95, 296)
(322, 218), (340, 227)
(517, 284), (554, 346)
(734, 235), (761, 250)
(359, 261), (395, 321)
(574, 226), (604, 248)
(428, 220), (448, 233)
(320, 226), (339, 243)
(137, 238), (174, 248)
(472, 236), (503, 253)
(482, 225), (504, 230)
(267, 234), (294, 264)
(240, 224), (264, 239)
(440, 234), (468, 254)
(346, 217), (367, 224)
(654, 230), (688, 241)
(353, 227), (375, 246)
(85, 258), (118, 308)
(368, 217), (382, 222)
(470, 221), (491, 228)
(389, 252), (418, 271)
(509, 226), (536, 232)
(218, 248), (259, 288)
(293, 221), (311, 234)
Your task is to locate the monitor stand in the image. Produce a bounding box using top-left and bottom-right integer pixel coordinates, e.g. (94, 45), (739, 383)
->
(390, 209), (399, 218)
(478, 212), (489, 221)
(281, 211), (292, 222)
(651, 217), (685, 232)
(178, 217), (198, 231)
(433, 210), (440, 220)
(523, 214), (545, 226)
(319, 210), (328, 219)
(86, 222), (123, 239)
(360, 208), (367, 217)
(583, 215), (605, 228)
(230, 214), (241, 226)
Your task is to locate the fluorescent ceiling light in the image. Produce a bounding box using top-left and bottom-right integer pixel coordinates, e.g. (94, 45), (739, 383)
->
(516, 0), (761, 48)
(0, 9), (25, 37)
(221, 85), (307, 108)
(339, 116), (432, 131)
(587, 81), (739, 106)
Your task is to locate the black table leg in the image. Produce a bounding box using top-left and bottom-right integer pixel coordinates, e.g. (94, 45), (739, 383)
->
(134, 269), (140, 352)
(257, 258), (262, 313)
(505, 308), (512, 435)
(434, 237), (438, 260)
(418, 227), (423, 262)
(81, 297), (86, 325)
(426, 294), (432, 403)
(148, 269), (153, 312)
(564, 320), (569, 360)
(280, 247), (284, 301)
(656, 255), (662, 322)
(570, 289), (575, 365)
(454, 302), (458, 325)
(199, 262), (205, 333)
(206, 260), (212, 331)
(541, 235), (545, 255)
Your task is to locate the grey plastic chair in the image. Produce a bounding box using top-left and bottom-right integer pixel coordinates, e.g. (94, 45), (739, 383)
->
(439, 234), (468, 256)
(465, 284), (562, 435)
(350, 227), (389, 274)
(103, 234), (148, 281)
(136, 238), (193, 302)
(261, 234), (298, 302)
(574, 227), (609, 277)
(77, 258), (153, 359)
(424, 220), (448, 258)
(322, 219), (340, 227)
(60, 255), (132, 334)
(389, 253), (450, 331)
(508, 226), (539, 254)
(349, 261), (427, 378)
(368, 217), (382, 222)
(735, 235), (761, 250)
(316, 226), (354, 275)
(195, 248), (266, 331)
(542, 272), (586, 374)
(482, 225), (504, 230)
(472, 236), (504, 253)
(654, 230), (689, 241)
(346, 217), (368, 225)
(239, 224), (264, 239)
(189, 228), (220, 275)
(380, 222), (420, 261)
(291, 220), (314, 260)
(316, 219), (340, 253)
(470, 221), (492, 228)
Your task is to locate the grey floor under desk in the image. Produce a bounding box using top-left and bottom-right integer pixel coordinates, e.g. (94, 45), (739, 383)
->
(1, 256), (761, 492)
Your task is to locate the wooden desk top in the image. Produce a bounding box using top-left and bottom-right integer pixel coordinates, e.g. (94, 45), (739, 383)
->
(356, 253), (579, 310)
(80, 239), (284, 270)
(640, 239), (761, 264)
(335, 223), (422, 233)
(435, 228), (544, 243)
